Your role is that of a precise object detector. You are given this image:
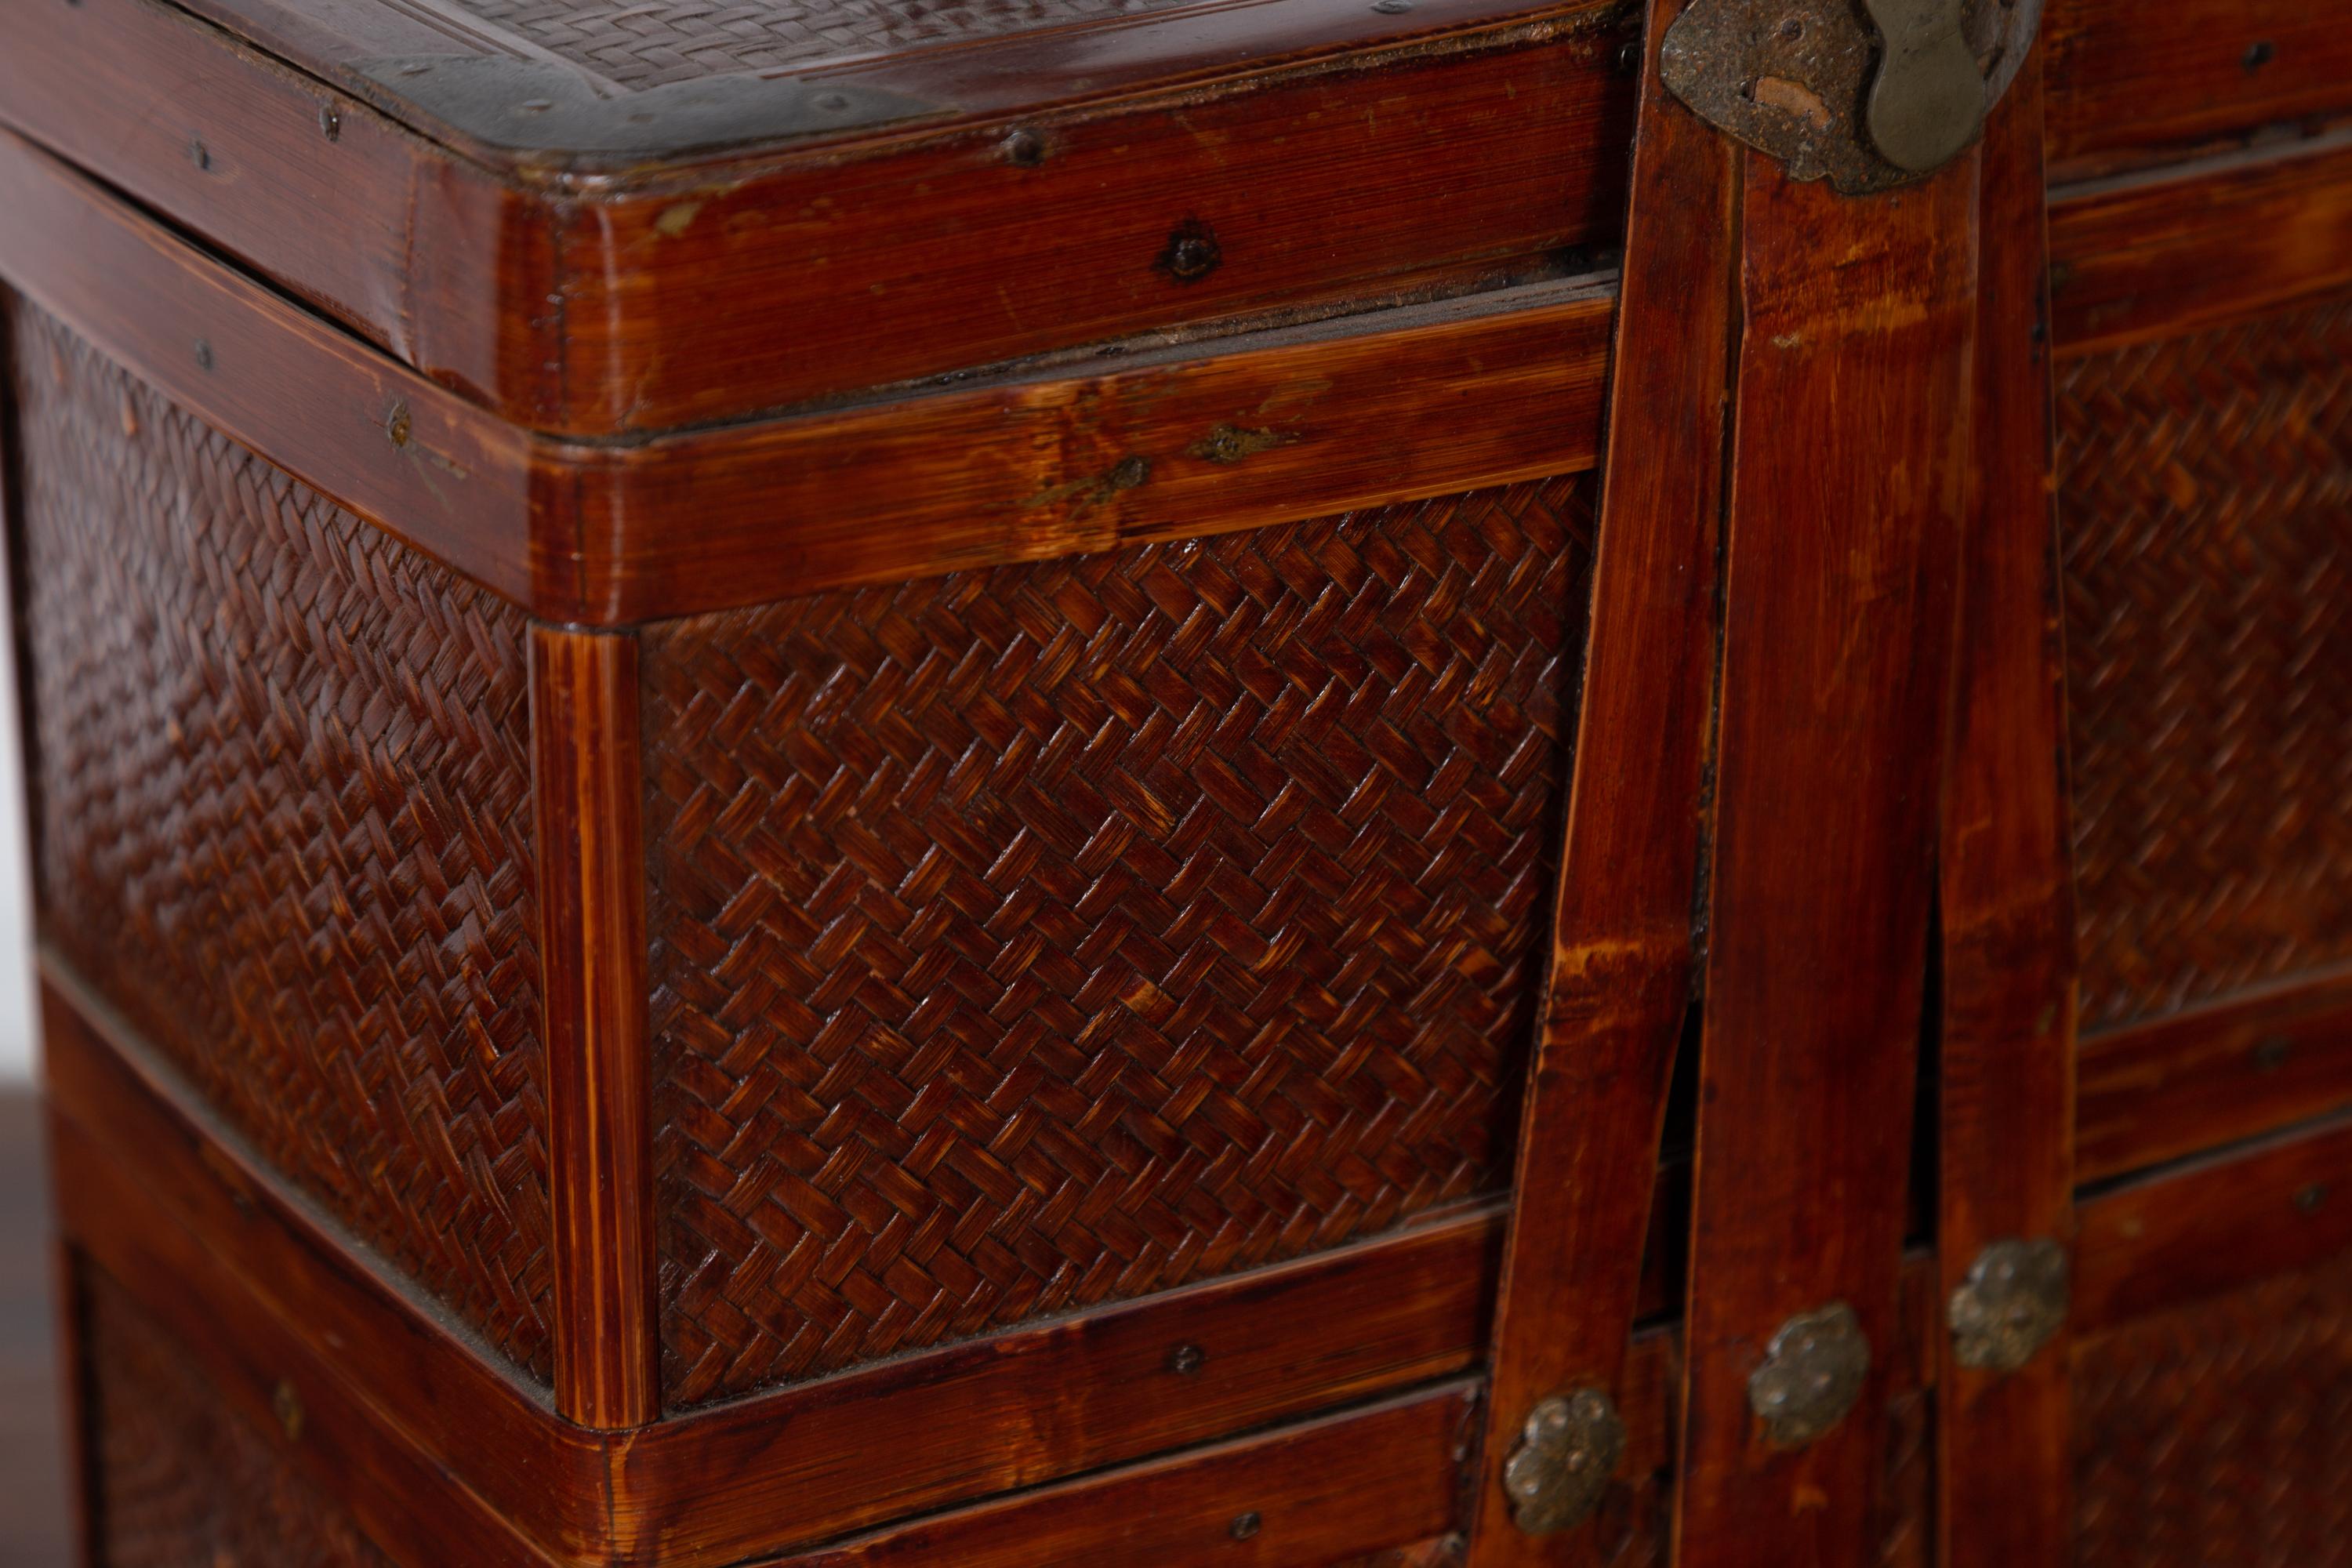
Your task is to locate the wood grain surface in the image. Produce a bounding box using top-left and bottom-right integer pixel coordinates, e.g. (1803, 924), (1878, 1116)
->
(42, 957), (1552, 1566)
(0, 0), (1640, 434)
(1673, 150), (1979, 1568)
(2049, 136), (2352, 356)
(0, 122), (1616, 625)
(1933, 49), (2077, 1568)
(2076, 1114), (2352, 1333)
(1465, 0), (1734, 1558)
(532, 628), (659, 1429)
(2078, 968), (2352, 1184)
(2045, 0), (2352, 180)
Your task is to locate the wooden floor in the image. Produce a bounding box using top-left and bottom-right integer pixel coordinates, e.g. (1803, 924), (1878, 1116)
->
(0, 1088), (68, 1568)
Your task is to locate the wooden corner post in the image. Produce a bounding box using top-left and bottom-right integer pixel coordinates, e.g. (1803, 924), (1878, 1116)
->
(532, 623), (659, 1430)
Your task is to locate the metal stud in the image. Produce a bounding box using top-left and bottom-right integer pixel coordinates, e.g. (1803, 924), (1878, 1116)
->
(1948, 1238), (2068, 1372)
(1502, 1387), (1625, 1536)
(1748, 1301), (1869, 1446)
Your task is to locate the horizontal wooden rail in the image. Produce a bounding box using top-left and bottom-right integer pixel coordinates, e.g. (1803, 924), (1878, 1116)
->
(0, 125), (1614, 625)
(2076, 1112), (2352, 1331)
(2045, 0), (2352, 181)
(2078, 967), (2352, 1185)
(41, 956), (1517, 1566)
(746, 1383), (1481, 1568)
(2049, 135), (2352, 355)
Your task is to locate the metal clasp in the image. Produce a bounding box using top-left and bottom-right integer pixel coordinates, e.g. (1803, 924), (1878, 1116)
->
(1660, 0), (2043, 194)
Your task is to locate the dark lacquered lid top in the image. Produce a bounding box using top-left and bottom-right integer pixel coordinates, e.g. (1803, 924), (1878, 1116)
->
(160, 0), (1583, 166)
(0, 0), (1632, 437)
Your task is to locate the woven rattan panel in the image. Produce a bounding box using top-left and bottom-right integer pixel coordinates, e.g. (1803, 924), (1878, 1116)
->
(83, 1268), (394, 1568)
(8, 303), (553, 1380)
(2058, 296), (2352, 1033)
(2074, 1249), (2352, 1567)
(642, 477), (1595, 1406)
(452, 0), (1199, 89)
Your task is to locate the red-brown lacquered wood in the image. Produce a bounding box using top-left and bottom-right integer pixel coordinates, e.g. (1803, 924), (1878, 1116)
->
(2078, 967), (2352, 1184)
(50, 1118), (561, 1568)
(1672, 154), (1980, 1568)
(38, 967), (606, 1563)
(1, 0), (1636, 434)
(608, 1207), (1502, 1564)
(1464, 0), (1734, 1560)
(2045, 0), (2352, 180)
(1935, 50), (2077, 1568)
(24, 0), (2352, 435)
(0, 0), (549, 422)
(2076, 1113), (2352, 1331)
(532, 627), (657, 1430)
(569, 281), (1613, 620)
(0, 122), (1614, 625)
(0, 125), (538, 605)
(542, 11), (1632, 434)
(42, 946), (1547, 1566)
(754, 1382), (1478, 1568)
(2048, 135), (2352, 355)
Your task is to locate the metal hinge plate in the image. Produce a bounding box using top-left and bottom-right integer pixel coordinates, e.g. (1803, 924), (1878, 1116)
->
(1660, 0), (2042, 194)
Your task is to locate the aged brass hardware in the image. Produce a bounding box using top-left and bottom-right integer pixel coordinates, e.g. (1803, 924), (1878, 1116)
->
(1503, 1388), (1626, 1536)
(1659, 0), (2043, 194)
(1747, 1301), (1869, 1446)
(1948, 1237), (2068, 1372)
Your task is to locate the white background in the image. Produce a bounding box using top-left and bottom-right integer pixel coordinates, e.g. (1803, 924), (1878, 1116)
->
(0, 641), (38, 1081)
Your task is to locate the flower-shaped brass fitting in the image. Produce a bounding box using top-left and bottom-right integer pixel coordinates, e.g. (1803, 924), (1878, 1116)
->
(1502, 1387), (1627, 1536)
(1949, 1237), (2069, 1372)
(1748, 1301), (1870, 1447)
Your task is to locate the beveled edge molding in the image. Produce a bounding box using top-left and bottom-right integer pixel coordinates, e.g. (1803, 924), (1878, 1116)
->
(742, 1381), (1482, 1568)
(531, 626), (660, 1431)
(184, 0), (1614, 168)
(1, 0), (1636, 435)
(2049, 130), (2352, 357)
(38, 955), (1510, 1568)
(2076, 964), (2352, 1186)
(0, 122), (1613, 627)
(2075, 1109), (2352, 1334)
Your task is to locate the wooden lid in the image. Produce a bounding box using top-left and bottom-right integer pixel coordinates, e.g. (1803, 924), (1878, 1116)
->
(0, 0), (1639, 434)
(172, 0), (1616, 167)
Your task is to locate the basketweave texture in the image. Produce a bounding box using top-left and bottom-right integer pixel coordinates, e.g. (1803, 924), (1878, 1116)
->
(641, 477), (1595, 1406)
(2057, 296), (2352, 1033)
(452, 0), (1197, 89)
(84, 1268), (394, 1567)
(2072, 1250), (2352, 1568)
(8, 304), (554, 1380)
